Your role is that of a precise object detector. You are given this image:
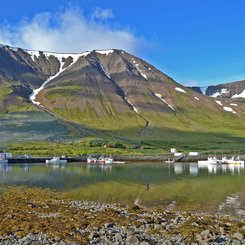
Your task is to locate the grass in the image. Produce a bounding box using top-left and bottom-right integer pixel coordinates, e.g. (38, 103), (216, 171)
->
(5, 129), (245, 156)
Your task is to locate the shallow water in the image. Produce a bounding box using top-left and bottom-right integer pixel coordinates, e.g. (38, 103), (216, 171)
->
(0, 162), (244, 216)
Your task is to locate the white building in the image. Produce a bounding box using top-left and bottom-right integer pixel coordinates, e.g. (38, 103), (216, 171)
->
(174, 152), (183, 157)
(170, 148), (177, 153)
(189, 152), (199, 156)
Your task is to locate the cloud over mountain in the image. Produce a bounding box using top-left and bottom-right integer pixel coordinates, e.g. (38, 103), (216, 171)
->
(0, 6), (143, 53)
(91, 7), (114, 20)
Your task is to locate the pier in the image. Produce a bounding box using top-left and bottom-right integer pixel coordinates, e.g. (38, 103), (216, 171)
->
(7, 157), (83, 164)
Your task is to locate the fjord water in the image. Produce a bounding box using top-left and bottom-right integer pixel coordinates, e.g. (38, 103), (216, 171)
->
(0, 162), (244, 216)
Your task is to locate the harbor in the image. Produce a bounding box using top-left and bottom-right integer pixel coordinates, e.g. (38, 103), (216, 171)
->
(1, 153), (244, 164)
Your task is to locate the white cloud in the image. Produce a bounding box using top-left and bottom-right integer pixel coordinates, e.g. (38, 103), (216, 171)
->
(91, 7), (114, 20)
(0, 6), (143, 54)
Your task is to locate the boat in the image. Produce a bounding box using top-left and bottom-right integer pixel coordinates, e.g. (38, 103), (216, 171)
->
(198, 157), (221, 165)
(87, 156), (97, 164)
(98, 156), (113, 164)
(45, 157), (67, 164)
(0, 153), (8, 164)
(0, 158), (8, 164)
(164, 158), (175, 164)
(223, 156), (245, 165)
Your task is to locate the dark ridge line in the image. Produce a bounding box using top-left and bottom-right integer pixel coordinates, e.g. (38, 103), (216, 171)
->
(98, 64), (150, 136)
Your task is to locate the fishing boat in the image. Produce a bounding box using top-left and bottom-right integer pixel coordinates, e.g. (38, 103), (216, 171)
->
(87, 156), (97, 164)
(223, 156), (244, 165)
(164, 158), (175, 164)
(0, 157), (8, 164)
(98, 156), (113, 164)
(46, 157), (67, 164)
(198, 157), (221, 165)
(0, 153), (9, 164)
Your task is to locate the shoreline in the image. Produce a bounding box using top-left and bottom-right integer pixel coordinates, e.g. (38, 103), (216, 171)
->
(6, 153), (245, 164)
(0, 187), (244, 244)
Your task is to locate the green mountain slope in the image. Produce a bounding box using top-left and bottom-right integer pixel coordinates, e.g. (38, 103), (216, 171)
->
(0, 45), (244, 152)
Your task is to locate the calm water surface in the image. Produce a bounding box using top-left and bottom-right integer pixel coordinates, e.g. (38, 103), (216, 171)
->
(0, 162), (244, 216)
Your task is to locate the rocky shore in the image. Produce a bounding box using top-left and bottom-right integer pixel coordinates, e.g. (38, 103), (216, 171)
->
(0, 187), (244, 244)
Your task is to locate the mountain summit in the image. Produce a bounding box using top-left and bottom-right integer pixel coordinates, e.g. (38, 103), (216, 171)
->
(0, 44), (244, 148)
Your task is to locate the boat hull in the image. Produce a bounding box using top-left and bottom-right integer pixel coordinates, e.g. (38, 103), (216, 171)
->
(46, 158), (67, 164)
(0, 159), (8, 164)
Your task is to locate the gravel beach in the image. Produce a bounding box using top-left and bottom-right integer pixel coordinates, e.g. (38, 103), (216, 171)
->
(0, 187), (244, 245)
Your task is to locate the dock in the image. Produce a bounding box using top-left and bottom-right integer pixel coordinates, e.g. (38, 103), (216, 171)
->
(7, 157), (83, 164)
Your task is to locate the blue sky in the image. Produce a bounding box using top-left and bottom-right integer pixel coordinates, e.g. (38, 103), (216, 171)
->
(0, 0), (245, 87)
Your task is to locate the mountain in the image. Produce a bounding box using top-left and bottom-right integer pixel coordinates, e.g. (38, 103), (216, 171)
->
(0, 44), (244, 151)
(188, 80), (245, 98)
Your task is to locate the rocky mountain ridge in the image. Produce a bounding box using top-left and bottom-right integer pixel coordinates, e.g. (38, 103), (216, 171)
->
(188, 80), (245, 99)
(0, 44), (244, 147)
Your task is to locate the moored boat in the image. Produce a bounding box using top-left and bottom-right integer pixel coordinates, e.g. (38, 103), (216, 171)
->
(0, 153), (9, 164)
(87, 156), (97, 164)
(198, 157), (221, 165)
(98, 156), (113, 164)
(0, 158), (8, 164)
(225, 157), (244, 165)
(46, 157), (67, 164)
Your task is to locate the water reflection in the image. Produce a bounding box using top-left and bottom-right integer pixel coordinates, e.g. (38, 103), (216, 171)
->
(0, 162), (244, 216)
(174, 163), (184, 174)
(86, 164), (112, 173)
(49, 164), (67, 171)
(207, 164), (217, 174)
(189, 163), (198, 176)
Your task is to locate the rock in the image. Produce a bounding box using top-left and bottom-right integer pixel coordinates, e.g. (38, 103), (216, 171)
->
(126, 229), (134, 236)
(88, 233), (94, 240)
(200, 229), (210, 239)
(214, 236), (225, 243)
(153, 224), (161, 230)
(106, 223), (115, 229)
(219, 227), (225, 235)
(191, 222), (199, 226)
(114, 233), (123, 241)
(233, 233), (244, 241)
(127, 235), (139, 244)
(232, 240), (241, 245)
(139, 241), (149, 245)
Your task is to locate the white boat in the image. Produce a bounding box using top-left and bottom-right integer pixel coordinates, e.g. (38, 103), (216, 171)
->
(224, 156), (245, 165)
(198, 157), (221, 165)
(46, 157), (67, 164)
(98, 156), (113, 164)
(0, 153), (9, 164)
(87, 156), (97, 164)
(0, 158), (8, 164)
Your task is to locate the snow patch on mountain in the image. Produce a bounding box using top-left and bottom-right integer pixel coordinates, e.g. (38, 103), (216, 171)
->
(210, 88), (229, 97)
(27, 50), (89, 62)
(175, 87), (187, 93)
(96, 50), (114, 55)
(125, 96), (139, 114)
(154, 93), (175, 111)
(231, 89), (245, 99)
(230, 103), (238, 106)
(132, 59), (148, 80)
(223, 106), (236, 114)
(215, 100), (223, 106)
(29, 54), (80, 105)
(194, 97), (200, 101)
(100, 64), (111, 79)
